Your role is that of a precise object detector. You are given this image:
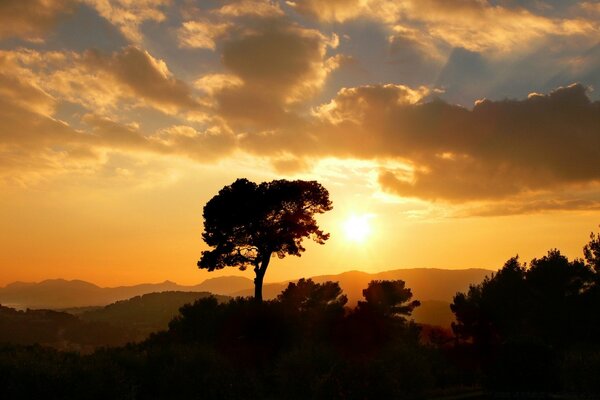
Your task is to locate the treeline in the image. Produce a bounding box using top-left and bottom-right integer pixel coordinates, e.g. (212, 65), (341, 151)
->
(451, 239), (600, 393)
(0, 279), (449, 400)
(1, 231), (600, 399)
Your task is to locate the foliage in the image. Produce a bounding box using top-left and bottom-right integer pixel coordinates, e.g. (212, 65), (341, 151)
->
(80, 291), (228, 336)
(584, 227), (600, 272)
(450, 230), (600, 392)
(359, 280), (421, 320)
(277, 278), (347, 311)
(198, 178), (332, 301)
(0, 305), (136, 350)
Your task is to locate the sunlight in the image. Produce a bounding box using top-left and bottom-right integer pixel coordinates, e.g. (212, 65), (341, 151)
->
(343, 214), (372, 243)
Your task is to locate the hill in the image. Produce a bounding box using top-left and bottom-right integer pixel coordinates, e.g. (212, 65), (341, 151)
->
(0, 277), (252, 309)
(228, 268), (492, 327)
(0, 291), (231, 349)
(230, 268), (491, 304)
(79, 291), (230, 336)
(1, 268), (492, 327)
(0, 305), (137, 351)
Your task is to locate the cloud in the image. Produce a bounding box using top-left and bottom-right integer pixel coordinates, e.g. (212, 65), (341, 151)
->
(215, 0), (284, 18)
(83, 46), (205, 114)
(289, 0), (597, 54)
(83, 0), (170, 44)
(0, 48), (233, 184)
(458, 198), (600, 218)
(0, 53), (56, 116)
(207, 19), (339, 130)
(0, 0), (76, 41)
(1, 47), (206, 116)
(287, 0), (363, 23)
(177, 20), (230, 50)
(236, 83), (600, 210)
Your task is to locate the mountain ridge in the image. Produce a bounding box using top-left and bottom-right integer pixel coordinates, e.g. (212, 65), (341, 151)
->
(0, 268), (493, 310)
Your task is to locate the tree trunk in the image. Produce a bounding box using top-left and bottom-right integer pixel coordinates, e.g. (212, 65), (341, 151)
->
(254, 269), (264, 302)
(253, 252), (271, 302)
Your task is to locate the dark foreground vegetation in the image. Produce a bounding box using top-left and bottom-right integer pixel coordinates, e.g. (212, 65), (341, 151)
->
(1, 230), (600, 399)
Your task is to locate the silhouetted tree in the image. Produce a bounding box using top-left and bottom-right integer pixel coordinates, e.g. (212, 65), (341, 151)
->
(451, 257), (529, 347)
(584, 227), (600, 273)
(198, 178), (332, 302)
(451, 247), (600, 392)
(359, 280), (420, 320)
(277, 278), (347, 312)
(277, 279), (347, 342)
(452, 251), (595, 347)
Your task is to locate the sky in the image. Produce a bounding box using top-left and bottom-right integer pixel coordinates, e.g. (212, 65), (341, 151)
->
(1, 0), (600, 287)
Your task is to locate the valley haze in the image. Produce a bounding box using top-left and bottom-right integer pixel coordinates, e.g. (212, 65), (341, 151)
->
(0, 268), (492, 328)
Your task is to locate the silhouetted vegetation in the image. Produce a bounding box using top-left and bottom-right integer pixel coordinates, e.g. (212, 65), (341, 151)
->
(198, 179), (332, 301)
(0, 305), (136, 351)
(80, 291), (229, 337)
(451, 229), (600, 394)
(2, 230), (600, 398)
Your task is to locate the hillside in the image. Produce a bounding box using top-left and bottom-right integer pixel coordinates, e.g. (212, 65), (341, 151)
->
(0, 277), (252, 309)
(230, 268), (492, 304)
(0, 292), (231, 349)
(0, 305), (137, 351)
(226, 268), (492, 327)
(0, 268), (492, 327)
(79, 291), (230, 335)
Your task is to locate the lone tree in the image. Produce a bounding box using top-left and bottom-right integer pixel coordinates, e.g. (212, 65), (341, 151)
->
(198, 178), (333, 302)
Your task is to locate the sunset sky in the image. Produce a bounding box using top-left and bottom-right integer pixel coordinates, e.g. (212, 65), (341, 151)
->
(2, 0), (600, 287)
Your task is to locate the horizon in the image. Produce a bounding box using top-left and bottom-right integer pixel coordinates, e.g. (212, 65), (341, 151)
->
(0, 266), (496, 289)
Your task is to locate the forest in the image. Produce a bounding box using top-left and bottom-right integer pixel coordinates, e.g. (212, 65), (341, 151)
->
(1, 228), (600, 399)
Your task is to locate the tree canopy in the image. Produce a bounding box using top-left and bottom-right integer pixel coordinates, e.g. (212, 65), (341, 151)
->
(451, 248), (599, 348)
(359, 280), (421, 320)
(198, 178), (333, 301)
(277, 278), (347, 312)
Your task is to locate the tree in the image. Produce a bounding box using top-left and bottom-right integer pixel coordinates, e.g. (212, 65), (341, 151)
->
(198, 178), (333, 302)
(451, 250), (596, 348)
(359, 280), (420, 320)
(584, 226), (600, 273)
(277, 278), (347, 312)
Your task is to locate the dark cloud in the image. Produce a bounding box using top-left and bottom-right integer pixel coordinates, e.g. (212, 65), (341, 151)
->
(238, 83), (600, 205)
(0, 0), (76, 41)
(210, 18), (338, 130)
(84, 46), (205, 114)
(460, 198), (600, 217)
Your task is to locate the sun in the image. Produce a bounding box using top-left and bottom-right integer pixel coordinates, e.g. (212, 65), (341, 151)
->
(343, 214), (372, 243)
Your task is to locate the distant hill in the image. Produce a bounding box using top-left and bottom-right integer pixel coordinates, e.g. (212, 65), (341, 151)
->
(227, 267), (492, 327)
(230, 268), (492, 305)
(0, 276), (252, 309)
(0, 292), (231, 349)
(79, 291), (230, 336)
(0, 268), (492, 327)
(0, 305), (137, 351)
(412, 300), (456, 328)
(191, 276), (253, 295)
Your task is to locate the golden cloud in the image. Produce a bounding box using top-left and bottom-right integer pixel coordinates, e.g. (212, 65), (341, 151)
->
(1, 47), (206, 116)
(237, 83), (600, 209)
(177, 20), (231, 50)
(83, 0), (170, 43)
(206, 19), (339, 130)
(83, 46), (205, 114)
(290, 0), (597, 53)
